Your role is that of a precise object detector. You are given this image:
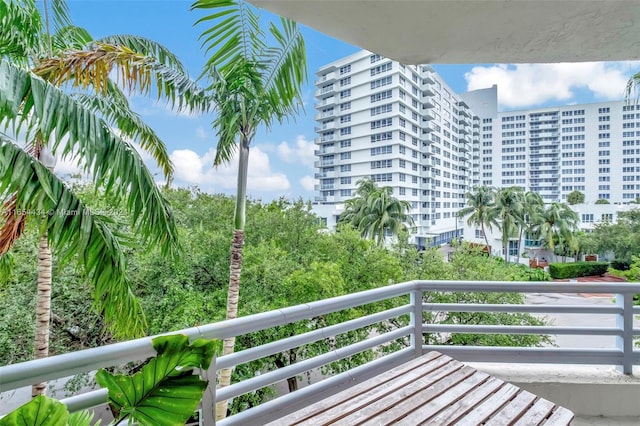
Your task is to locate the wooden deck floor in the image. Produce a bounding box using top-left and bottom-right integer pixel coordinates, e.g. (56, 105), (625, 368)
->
(267, 351), (574, 425)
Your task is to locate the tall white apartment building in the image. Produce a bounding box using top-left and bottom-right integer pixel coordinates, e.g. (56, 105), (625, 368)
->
(481, 102), (640, 204)
(313, 50), (481, 249)
(313, 50), (640, 247)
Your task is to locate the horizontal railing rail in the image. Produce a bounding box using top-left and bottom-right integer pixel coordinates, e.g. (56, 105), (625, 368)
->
(1, 280), (639, 425)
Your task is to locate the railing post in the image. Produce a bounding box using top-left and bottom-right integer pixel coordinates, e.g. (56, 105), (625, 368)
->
(615, 293), (633, 375)
(409, 289), (424, 358)
(200, 354), (216, 425)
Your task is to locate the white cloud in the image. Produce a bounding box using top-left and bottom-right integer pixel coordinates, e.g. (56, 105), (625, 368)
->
(277, 135), (315, 168)
(299, 175), (315, 191)
(171, 147), (290, 192)
(465, 62), (640, 108)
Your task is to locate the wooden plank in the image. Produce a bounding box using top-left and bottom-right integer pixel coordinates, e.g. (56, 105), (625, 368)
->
(331, 362), (475, 426)
(543, 407), (575, 425)
(284, 355), (457, 425)
(453, 382), (521, 426)
(483, 390), (537, 425)
(263, 352), (446, 425)
(512, 398), (555, 426)
(421, 376), (505, 425)
(388, 371), (492, 425)
(356, 369), (489, 426)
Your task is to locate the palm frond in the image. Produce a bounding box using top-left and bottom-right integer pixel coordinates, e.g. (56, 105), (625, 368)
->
(95, 34), (188, 73)
(263, 18), (306, 113)
(51, 25), (93, 52)
(74, 90), (174, 182)
(0, 59), (180, 258)
(0, 138), (146, 338)
(0, 193), (27, 255)
(33, 44), (209, 113)
(192, 0), (265, 73)
(0, 0), (42, 59)
(48, 0), (74, 34)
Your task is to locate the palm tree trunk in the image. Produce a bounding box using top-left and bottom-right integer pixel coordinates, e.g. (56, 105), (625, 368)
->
(32, 233), (52, 397)
(481, 223), (490, 249)
(516, 227), (524, 264)
(216, 139), (250, 420)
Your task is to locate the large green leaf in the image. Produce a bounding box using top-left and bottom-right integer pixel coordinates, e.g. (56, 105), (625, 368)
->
(96, 334), (215, 425)
(0, 395), (68, 426)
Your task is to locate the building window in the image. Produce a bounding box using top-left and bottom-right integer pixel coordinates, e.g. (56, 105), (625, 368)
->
(340, 89), (351, 98)
(370, 62), (392, 76)
(339, 64), (351, 75)
(340, 152), (351, 160)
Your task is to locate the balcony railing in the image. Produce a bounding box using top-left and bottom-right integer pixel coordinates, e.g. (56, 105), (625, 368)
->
(1, 281), (640, 425)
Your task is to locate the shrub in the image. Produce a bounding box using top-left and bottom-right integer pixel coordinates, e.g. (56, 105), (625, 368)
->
(527, 268), (551, 281)
(549, 261), (609, 279)
(611, 259), (631, 271)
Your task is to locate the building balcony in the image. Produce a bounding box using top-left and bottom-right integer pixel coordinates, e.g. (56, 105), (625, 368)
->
(3, 281), (640, 425)
(314, 110), (335, 120)
(314, 97), (335, 109)
(422, 84), (435, 96)
(315, 134), (335, 143)
(314, 159), (334, 168)
(314, 71), (336, 85)
(314, 121), (336, 132)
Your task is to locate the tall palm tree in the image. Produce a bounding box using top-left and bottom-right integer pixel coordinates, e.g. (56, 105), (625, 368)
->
(341, 179), (414, 246)
(1, 0), (205, 396)
(191, 0), (306, 418)
(515, 191), (544, 262)
(537, 202), (580, 260)
(493, 186), (524, 264)
(458, 186), (497, 248)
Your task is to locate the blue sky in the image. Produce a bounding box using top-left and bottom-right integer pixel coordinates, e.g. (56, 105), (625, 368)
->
(61, 1), (640, 201)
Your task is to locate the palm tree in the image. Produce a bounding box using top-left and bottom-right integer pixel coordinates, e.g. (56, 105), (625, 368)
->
(515, 191), (544, 263)
(458, 186), (497, 248)
(341, 179), (414, 246)
(493, 186), (524, 264)
(1, 0), (204, 396)
(537, 202), (580, 261)
(191, 0), (306, 418)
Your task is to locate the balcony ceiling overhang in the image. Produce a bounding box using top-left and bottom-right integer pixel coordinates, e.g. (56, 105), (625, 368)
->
(248, 0), (640, 64)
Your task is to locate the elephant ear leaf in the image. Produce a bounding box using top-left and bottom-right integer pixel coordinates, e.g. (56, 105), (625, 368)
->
(95, 334), (215, 426)
(0, 395), (69, 426)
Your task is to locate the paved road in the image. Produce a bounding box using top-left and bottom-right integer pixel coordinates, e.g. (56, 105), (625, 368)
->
(525, 292), (640, 348)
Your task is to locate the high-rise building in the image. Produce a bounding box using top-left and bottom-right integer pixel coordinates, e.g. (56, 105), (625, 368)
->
(313, 50), (640, 247)
(313, 51), (481, 248)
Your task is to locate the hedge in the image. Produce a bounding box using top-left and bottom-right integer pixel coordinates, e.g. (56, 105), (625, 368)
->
(549, 261), (610, 279)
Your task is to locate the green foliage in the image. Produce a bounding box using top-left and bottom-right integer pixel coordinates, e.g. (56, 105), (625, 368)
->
(566, 190), (585, 205)
(587, 209), (640, 264)
(96, 334), (215, 425)
(0, 395), (70, 426)
(549, 261), (609, 279)
(526, 267), (552, 282)
(609, 256), (640, 281)
(2, 334), (213, 426)
(340, 179), (414, 246)
(595, 199), (610, 204)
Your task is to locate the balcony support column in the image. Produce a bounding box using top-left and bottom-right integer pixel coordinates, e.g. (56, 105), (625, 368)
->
(409, 289), (424, 358)
(615, 293), (633, 375)
(200, 354), (217, 425)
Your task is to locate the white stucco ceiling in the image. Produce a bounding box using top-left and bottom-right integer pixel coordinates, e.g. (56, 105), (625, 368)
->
(249, 0), (640, 64)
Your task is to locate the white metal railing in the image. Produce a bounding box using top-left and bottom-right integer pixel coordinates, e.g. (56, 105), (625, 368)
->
(1, 281), (640, 425)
